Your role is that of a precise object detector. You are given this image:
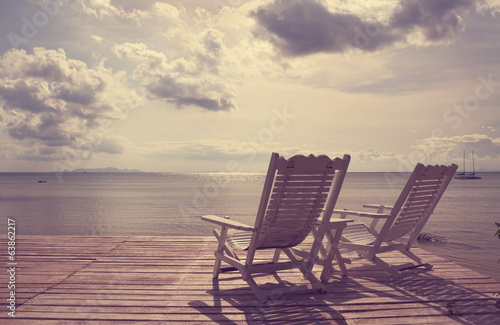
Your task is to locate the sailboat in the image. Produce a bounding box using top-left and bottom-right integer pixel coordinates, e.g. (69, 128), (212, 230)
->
(455, 150), (481, 180)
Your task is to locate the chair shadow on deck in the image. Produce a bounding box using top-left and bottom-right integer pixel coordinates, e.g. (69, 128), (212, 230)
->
(190, 259), (499, 324)
(189, 276), (358, 325)
(339, 258), (500, 325)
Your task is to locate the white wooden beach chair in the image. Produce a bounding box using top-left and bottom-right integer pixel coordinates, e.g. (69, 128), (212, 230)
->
(324, 163), (457, 278)
(201, 153), (351, 301)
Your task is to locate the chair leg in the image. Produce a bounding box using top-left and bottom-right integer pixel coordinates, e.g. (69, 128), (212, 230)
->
(369, 254), (401, 277)
(213, 229), (238, 260)
(282, 248), (326, 293)
(273, 249), (282, 263)
(319, 225), (350, 280)
(312, 227), (329, 260)
(397, 247), (433, 271)
(213, 258), (222, 279)
(246, 275), (267, 302)
(398, 247), (424, 264)
(213, 227), (229, 279)
(321, 247), (349, 281)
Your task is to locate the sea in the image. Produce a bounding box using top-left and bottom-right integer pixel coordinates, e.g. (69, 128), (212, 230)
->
(1, 171), (499, 281)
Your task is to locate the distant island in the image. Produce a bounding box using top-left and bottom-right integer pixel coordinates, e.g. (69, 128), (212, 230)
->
(71, 167), (143, 173)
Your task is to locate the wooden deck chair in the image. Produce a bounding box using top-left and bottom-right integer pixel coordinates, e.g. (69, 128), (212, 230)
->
(329, 163), (457, 277)
(201, 153), (350, 301)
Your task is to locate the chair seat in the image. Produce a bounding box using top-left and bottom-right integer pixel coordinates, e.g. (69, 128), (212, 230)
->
(226, 229), (310, 251)
(201, 152), (351, 301)
(342, 221), (377, 246)
(329, 163), (458, 277)
(227, 230), (253, 251)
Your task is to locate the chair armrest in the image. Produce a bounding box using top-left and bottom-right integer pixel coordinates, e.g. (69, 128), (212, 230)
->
(333, 209), (392, 219)
(363, 204), (394, 211)
(201, 215), (255, 231)
(322, 218), (354, 230)
(329, 218), (354, 223)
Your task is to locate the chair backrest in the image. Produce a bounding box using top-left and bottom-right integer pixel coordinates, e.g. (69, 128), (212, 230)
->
(251, 153), (350, 249)
(379, 163), (458, 244)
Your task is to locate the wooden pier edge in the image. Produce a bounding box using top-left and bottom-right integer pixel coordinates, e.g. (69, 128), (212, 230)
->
(1, 235), (499, 324)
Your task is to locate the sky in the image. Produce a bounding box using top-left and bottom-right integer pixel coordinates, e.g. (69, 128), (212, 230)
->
(0, 0), (499, 173)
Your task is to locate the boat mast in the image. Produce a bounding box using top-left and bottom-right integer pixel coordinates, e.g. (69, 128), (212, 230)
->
(463, 150), (466, 175)
(472, 150), (476, 176)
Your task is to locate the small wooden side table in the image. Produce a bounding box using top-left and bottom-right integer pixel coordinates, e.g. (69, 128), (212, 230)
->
(313, 218), (354, 281)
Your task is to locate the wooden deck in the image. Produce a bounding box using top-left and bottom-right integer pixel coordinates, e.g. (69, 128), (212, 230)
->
(1, 235), (499, 324)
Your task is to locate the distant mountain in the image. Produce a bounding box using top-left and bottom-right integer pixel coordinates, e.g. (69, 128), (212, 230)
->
(71, 167), (143, 173)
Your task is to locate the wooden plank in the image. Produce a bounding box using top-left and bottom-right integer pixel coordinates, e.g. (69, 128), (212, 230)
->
(0, 236), (499, 323)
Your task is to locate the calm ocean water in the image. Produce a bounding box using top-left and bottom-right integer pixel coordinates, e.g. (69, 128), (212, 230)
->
(1, 171), (499, 280)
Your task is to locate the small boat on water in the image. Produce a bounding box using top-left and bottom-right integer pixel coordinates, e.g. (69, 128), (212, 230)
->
(37, 180), (47, 183)
(455, 150), (481, 180)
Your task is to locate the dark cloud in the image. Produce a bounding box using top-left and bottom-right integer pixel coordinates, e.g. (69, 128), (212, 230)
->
(0, 47), (133, 160)
(251, 0), (376, 56)
(55, 85), (97, 106)
(390, 0), (473, 41)
(0, 79), (53, 113)
(252, 0), (475, 57)
(148, 75), (236, 111)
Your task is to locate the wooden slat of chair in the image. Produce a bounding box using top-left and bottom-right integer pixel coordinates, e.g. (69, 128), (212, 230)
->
(333, 163), (457, 277)
(202, 153), (351, 301)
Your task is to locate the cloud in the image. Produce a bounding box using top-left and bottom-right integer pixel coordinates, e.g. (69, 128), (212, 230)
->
(195, 29), (225, 74)
(132, 137), (300, 161)
(113, 42), (237, 111)
(337, 134), (500, 172)
(76, 0), (183, 24)
(109, 0), (157, 13)
(404, 133), (500, 171)
(147, 75), (236, 111)
(251, 0), (382, 56)
(112, 42), (169, 72)
(356, 148), (394, 162)
(251, 0), (475, 57)
(77, 2), (239, 111)
(77, 0), (126, 19)
(90, 35), (103, 43)
(0, 47), (137, 161)
(77, 0), (147, 21)
(390, 0), (473, 43)
(477, 0), (500, 15)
